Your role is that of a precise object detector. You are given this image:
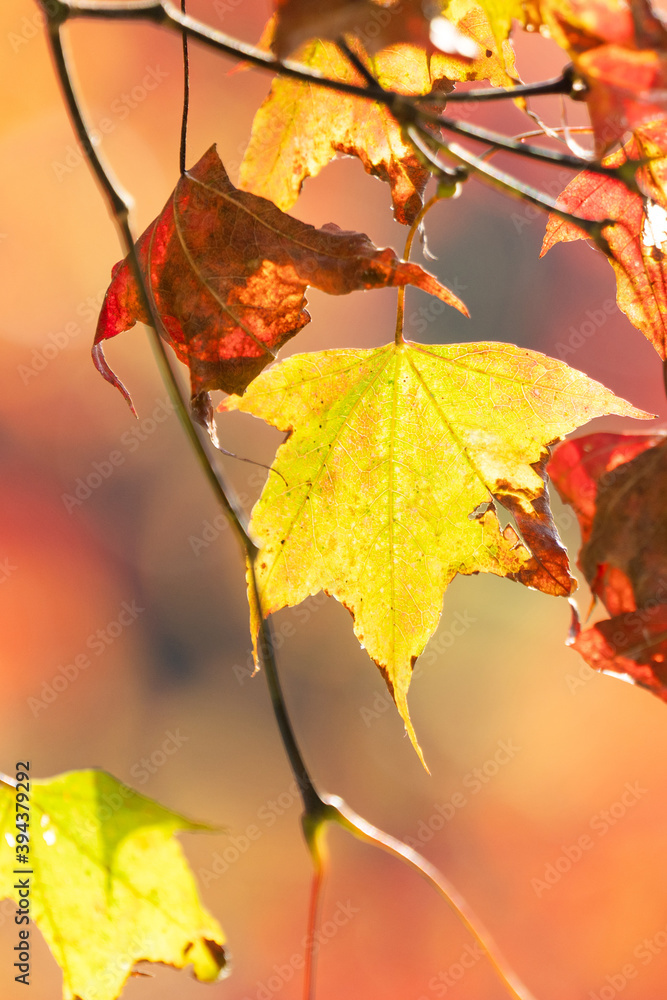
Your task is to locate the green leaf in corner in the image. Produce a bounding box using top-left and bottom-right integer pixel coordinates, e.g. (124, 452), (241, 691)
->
(0, 769), (226, 1000)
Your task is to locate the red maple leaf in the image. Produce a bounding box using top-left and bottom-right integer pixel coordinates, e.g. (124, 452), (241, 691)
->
(548, 430), (667, 700)
(94, 145), (468, 408)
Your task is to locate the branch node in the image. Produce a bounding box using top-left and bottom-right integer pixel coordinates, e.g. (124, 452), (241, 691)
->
(39, 0), (68, 26)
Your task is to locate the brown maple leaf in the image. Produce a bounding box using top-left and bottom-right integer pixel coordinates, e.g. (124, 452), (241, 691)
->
(541, 120), (667, 360)
(548, 430), (667, 700)
(93, 145), (468, 407)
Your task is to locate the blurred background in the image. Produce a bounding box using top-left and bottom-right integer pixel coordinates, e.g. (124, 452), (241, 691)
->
(2, 2), (667, 998)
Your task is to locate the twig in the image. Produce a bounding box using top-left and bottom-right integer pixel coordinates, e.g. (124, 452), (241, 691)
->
(395, 194), (443, 344)
(40, 8), (322, 817)
(432, 68), (576, 103)
(327, 794), (539, 1000)
(407, 125), (614, 252)
(179, 0), (189, 174)
(45, 1), (644, 199)
(44, 0), (411, 102)
(47, 1), (579, 112)
(416, 109), (640, 189)
(336, 36), (382, 91)
(301, 822), (328, 1000)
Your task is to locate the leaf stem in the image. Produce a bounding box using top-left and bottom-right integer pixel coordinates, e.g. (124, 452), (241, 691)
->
(301, 820), (328, 1000)
(179, 0), (189, 174)
(395, 194), (441, 344)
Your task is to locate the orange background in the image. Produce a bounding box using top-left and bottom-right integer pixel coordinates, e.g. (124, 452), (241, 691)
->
(2, 3), (667, 999)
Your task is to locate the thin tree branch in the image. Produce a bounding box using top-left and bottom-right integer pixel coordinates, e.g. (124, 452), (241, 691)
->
(407, 125), (614, 252)
(429, 68), (576, 103)
(301, 824), (328, 1000)
(416, 109), (640, 189)
(44, 0), (403, 102)
(45, 0), (578, 111)
(320, 794), (538, 1000)
(45, 0), (640, 197)
(41, 10), (322, 820)
(336, 36), (381, 91)
(179, 0), (189, 174)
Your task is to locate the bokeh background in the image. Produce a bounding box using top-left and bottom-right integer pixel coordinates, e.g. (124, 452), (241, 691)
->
(2, 2), (667, 998)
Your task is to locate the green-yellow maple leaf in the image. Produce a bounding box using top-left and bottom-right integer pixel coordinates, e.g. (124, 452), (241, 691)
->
(0, 770), (226, 1000)
(222, 341), (650, 764)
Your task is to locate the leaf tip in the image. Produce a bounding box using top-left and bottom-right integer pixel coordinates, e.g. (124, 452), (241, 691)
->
(92, 343), (137, 417)
(393, 683), (429, 774)
(188, 936), (229, 982)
